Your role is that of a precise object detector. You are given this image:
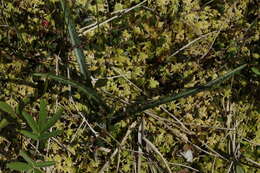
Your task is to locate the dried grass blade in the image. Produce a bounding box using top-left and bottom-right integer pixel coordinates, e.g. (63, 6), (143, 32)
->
(143, 137), (172, 173)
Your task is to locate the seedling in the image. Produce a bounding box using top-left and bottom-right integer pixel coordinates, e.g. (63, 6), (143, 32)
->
(19, 99), (63, 141)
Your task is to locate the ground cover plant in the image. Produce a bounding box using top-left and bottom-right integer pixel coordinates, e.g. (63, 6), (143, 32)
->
(0, 0), (259, 172)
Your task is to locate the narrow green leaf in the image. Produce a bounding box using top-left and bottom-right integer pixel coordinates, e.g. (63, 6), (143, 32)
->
(19, 150), (35, 166)
(19, 130), (39, 140)
(33, 73), (110, 111)
(251, 67), (260, 75)
(204, 64), (247, 87)
(6, 162), (31, 171)
(236, 164), (245, 173)
(42, 109), (63, 132)
(0, 118), (9, 131)
(38, 130), (62, 140)
(0, 101), (17, 119)
(34, 161), (55, 168)
(134, 64), (247, 114)
(26, 169), (33, 173)
(38, 99), (48, 133)
(95, 79), (108, 88)
(60, 0), (92, 86)
(113, 64), (247, 122)
(22, 111), (39, 133)
(32, 168), (44, 173)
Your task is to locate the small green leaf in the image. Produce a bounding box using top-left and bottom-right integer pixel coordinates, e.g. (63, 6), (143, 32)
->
(251, 67), (260, 75)
(0, 118), (9, 131)
(0, 101), (17, 119)
(19, 150), (35, 166)
(35, 161), (55, 168)
(26, 169), (33, 173)
(6, 162), (31, 171)
(38, 130), (62, 140)
(95, 79), (108, 88)
(236, 164), (245, 173)
(19, 130), (39, 140)
(38, 99), (48, 133)
(22, 111), (39, 133)
(32, 168), (44, 173)
(42, 109), (63, 132)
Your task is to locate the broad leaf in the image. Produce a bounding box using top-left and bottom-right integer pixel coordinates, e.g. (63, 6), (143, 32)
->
(22, 111), (39, 133)
(6, 162), (31, 171)
(0, 101), (17, 119)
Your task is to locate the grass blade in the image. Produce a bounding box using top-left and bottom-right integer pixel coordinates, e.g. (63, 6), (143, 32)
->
(38, 99), (47, 133)
(60, 0), (92, 86)
(131, 64), (246, 114)
(33, 73), (110, 111)
(204, 64), (247, 87)
(6, 162), (31, 171)
(112, 64), (247, 123)
(22, 111), (39, 133)
(42, 109), (63, 132)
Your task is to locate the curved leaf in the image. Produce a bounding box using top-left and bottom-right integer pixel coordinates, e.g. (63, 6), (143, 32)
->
(33, 73), (110, 111)
(112, 64), (247, 123)
(251, 67), (260, 75)
(0, 101), (17, 119)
